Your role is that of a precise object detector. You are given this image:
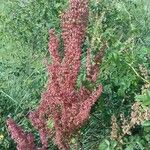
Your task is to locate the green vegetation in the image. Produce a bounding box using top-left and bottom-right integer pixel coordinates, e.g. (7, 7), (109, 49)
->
(0, 0), (150, 149)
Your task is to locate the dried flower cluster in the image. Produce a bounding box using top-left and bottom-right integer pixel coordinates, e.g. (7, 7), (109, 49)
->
(110, 102), (150, 143)
(7, 0), (105, 150)
(110, 115), (119, 140)
(139, 64), (150, 93)
(139, 64), (149, 80)
(111, 64), (150, 143)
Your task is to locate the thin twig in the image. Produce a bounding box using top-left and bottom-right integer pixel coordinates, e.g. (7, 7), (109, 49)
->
(126, 62), (150, 84)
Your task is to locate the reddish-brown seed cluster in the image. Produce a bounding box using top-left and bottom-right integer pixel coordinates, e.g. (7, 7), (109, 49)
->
(86, 42), (107, 82)
(6, 118), (46, 150)
(7, 0), (105, 150)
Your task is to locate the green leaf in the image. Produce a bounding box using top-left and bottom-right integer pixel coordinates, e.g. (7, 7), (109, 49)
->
(99, 140), (108, 150)
(142, 121), (150, 127)
(47, 119), (54, 129)
(125, 145), (134, 150)
(136, 90), (150, 106)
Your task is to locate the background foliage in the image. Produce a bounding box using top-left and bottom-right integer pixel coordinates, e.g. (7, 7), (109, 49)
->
(0, 0), (150, 149)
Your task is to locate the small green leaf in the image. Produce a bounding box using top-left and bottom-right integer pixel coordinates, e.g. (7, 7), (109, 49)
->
(125, 145), (134, 150)
(136, 90), (150, 106)
(71, 138), (76, 144)
(47, 119), (54, 129)
(142, 121), (150, 127)
(99, 140), (108, 150)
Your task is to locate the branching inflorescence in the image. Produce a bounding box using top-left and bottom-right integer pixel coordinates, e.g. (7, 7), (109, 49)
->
(7, 0), (106, 149)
